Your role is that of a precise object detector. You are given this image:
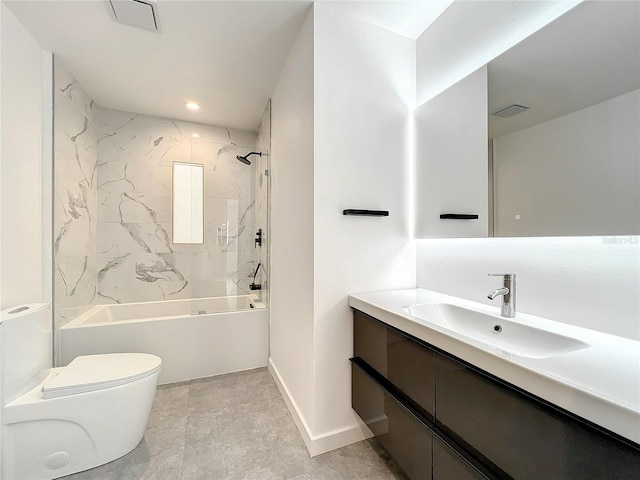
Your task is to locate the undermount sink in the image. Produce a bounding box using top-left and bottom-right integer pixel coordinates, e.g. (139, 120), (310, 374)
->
(402, 303), (589, 359)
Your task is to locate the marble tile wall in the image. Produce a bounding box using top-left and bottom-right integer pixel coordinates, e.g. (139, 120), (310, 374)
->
(54, 62), (99, 327)
(54, 63), (269, 322)
(95, 107), (260, 304)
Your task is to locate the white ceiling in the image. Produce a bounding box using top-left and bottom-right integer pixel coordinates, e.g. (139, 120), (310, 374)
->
(323, 0), (453, 40)
(5, 0), (452, 132)
(5, 0), (314, 131)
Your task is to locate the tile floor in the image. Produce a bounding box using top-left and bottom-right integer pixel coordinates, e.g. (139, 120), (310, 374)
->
(62, 368), (405, 480)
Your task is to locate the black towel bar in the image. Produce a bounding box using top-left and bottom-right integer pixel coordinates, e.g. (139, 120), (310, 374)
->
(343, 209), (389, 217)
(440, 214), (479, 220)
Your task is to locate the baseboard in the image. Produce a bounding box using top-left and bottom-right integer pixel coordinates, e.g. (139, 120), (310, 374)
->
(267, 358), (372, 457)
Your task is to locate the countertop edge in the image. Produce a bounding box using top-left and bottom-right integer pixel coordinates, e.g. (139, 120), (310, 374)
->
(348, 289), (640, 446)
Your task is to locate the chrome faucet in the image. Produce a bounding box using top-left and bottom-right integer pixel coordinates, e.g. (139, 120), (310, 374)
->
(488, 273), (516, 318)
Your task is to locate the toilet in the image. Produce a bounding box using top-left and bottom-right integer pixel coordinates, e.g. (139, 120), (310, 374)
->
(1, 303), (161, 480)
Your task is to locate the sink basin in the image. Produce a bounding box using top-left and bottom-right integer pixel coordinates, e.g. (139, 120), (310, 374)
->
(402, 303), (589, 359)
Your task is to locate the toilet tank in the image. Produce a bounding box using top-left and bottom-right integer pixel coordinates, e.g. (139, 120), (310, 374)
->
(0, 304), (52, 405)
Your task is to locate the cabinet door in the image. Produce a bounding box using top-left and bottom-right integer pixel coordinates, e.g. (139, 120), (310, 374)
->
(352, 363), (432, 480)
(433, 435), (489, 480)
(436, 353), (640, 479)
(354, 310), (435, 417)
(387, 327), (435, 418)
(354, 309), (388, 375)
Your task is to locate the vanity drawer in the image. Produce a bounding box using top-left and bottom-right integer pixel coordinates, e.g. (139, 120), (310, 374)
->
(435, 353), (640, 479)
(433, 435), (489, 480)
(354, 309), (388, 375)
(354, 309), (435, 417)
(352, 361), (432, 480)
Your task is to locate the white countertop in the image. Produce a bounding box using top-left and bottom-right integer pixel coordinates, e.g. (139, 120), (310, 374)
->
(349, 288), (640, 445)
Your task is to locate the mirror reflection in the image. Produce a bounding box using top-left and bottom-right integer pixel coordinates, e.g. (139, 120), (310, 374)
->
(488, 1), (639, 237)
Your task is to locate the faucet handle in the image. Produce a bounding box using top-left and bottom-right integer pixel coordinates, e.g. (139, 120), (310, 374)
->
(488, 273), (516, 279)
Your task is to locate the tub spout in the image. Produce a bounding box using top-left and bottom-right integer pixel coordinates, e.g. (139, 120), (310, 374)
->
(250, 262), (262, 290)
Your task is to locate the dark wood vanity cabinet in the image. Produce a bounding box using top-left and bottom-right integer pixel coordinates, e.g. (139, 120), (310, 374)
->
(352, 363), (432, 479)
(432, 435), (488, 480)
(436, 354), (640, 479)
(354, 310), (435, 418)
(351, 309), (640, 480)
(352, 361), (485, 480)
(353, 310), (490, 480)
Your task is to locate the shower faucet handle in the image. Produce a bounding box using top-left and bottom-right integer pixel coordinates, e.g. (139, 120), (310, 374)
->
(254, 229), (263, 247)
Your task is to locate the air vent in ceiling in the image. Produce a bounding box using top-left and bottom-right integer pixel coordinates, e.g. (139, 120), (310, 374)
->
(108, 0), (158, 32)
(492, 103), (532, 118)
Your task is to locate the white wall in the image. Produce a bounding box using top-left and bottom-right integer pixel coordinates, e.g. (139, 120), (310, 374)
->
(493, 89), (640, 237)
(269, 6), (315, 435)
(416, 237), (640, 340)
(414, 65), (488, 238)
(0, 3), (47, 309)
(270, 3), (415, 455)
(313, 1), (415, 440)
(416, 0), (579, 106)
(0, 4), (51, 472)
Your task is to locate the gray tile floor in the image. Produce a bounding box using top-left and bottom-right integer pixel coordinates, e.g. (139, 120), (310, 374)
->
(62, 368), (403, 480)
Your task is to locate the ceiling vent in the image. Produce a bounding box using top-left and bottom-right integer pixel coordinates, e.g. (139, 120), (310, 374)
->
(492, 103), (532, 118)
(108, 0), (158, 32)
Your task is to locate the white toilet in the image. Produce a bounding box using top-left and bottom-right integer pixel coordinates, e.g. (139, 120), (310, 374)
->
(1, 303), (162, 480)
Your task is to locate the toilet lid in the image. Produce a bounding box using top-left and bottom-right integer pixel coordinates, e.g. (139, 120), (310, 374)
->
(42, 353), (162, 399)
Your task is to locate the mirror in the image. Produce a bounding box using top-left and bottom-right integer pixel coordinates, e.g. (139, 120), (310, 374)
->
(172, 162), (204, 244)
(488, 1), (639, 237)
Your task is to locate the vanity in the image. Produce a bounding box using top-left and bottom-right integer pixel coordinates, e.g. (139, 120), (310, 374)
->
(359, 3), (639, 477)
(349, 289), (640, 480)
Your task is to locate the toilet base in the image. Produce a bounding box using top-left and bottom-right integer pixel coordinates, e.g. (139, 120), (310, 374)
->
(2, 369), (159, 480)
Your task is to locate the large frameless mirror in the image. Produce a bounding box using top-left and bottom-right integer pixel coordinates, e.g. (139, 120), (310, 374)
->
(488, 1), (639, 237)
(414, 1), (639, 238)
(172, 162), (204, 244)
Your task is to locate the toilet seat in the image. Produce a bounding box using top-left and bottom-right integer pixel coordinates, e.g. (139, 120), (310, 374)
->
(42, 353), (162, 400)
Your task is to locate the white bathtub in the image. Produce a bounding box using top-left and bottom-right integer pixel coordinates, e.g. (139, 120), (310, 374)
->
(59, 296), (268, 384)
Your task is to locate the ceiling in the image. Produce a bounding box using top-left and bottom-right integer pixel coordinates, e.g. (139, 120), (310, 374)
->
(488, 0), (640, 139)
(5, 0), (452, 132)
(324, 1), (452, 40)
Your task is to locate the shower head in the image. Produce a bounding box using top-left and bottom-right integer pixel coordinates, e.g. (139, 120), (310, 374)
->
(236, 155), (251, 165)
(235, 151), (262, 165)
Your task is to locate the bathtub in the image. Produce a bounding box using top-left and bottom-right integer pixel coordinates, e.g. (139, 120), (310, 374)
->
(59, 295), (268, 384)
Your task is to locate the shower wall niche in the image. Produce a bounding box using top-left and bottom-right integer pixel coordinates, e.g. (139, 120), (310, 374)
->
(54, 60), (270, 328)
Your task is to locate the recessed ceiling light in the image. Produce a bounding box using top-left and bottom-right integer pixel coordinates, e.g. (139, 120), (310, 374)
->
(191, 133), (201, 139)
(185, 102), (200, 111)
